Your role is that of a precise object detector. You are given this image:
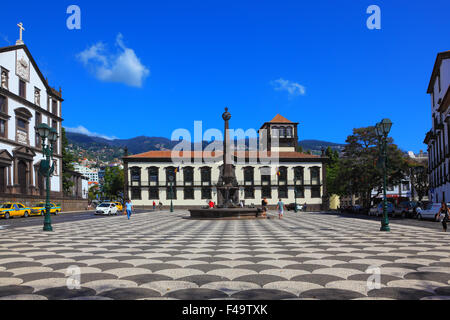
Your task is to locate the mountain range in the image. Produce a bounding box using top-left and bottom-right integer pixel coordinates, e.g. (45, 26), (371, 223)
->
(66, 131), (345, 161)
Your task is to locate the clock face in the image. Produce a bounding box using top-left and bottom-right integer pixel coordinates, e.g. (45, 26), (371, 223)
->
(16, 51), (30, 82)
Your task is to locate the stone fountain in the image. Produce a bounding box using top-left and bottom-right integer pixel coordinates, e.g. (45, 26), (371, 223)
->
(188, 108), (262, 219)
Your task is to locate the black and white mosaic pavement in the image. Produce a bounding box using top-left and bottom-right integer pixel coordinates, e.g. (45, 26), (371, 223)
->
(0, 211), (449, 300)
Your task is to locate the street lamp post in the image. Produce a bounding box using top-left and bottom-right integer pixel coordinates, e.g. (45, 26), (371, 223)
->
(375, 119), (393, 232)
(37, 124), (58, 232)
(294, 189), (298, 213)
(169, 175), (174, 212)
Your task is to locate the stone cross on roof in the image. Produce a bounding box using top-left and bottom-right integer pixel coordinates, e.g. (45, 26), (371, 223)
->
(16, 22), (25, 45)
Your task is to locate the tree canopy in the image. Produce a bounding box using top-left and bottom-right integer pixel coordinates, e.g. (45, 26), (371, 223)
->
(327, 126), (410, 208)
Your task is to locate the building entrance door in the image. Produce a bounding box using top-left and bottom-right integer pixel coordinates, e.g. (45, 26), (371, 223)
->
(0, 167), (5, 193)
(18, 160), (27, 195)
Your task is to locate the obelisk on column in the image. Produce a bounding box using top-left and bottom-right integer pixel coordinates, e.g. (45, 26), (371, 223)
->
(222, 108), (234, 182)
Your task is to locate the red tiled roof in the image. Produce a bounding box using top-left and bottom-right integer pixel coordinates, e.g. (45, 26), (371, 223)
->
(125, 150), (320, 160)
(269, 114), (294, 123)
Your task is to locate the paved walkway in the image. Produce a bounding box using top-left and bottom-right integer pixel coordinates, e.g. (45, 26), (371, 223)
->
(0, 210), (449, 300)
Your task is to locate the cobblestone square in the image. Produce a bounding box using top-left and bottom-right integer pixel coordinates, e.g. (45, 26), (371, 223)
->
(0, 211), (449, 300)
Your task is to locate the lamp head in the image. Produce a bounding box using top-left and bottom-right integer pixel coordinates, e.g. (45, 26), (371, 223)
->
(48, 128), (58, 143)
(37, 123), (51, 140)
(375, 122), (382, 138)
(380, 118), (393, 136)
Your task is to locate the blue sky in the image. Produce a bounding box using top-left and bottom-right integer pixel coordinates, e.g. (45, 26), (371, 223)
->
(1, 0), (449, 152)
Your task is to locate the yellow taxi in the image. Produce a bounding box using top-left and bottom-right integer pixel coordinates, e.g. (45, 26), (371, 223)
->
(30, 202), (62, 216)
(114, 202), (123, 212)
(0, 202), (31, 219)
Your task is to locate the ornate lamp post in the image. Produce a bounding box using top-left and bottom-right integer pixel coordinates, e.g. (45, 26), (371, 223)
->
(169, 175), (174, 212)
(375, 118), (393, 232)
(294, 189), (298, 213)
(37, 124), (58, 232)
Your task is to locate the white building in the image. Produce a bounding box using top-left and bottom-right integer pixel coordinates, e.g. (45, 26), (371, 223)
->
(123, 114), (328, 210)
(73, 163), (99, 183)
(370, 181), (412, 203)
(81, 178), (89, 199)
(424, 51), (450, 203)
(0, 33), (63, 198)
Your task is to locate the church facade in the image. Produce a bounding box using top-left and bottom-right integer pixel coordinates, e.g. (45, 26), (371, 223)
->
(123, 115), (328, 211)
(0, 41), (63, 200)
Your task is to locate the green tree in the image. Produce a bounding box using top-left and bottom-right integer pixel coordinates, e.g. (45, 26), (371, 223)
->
(332, 126), (408, 208)
(326, 147), (345, 196)
(407, 160), (429, 202)
(103, 167), (124, 200)
(88, 184), (100, 201)
(62, 127), (75, 196)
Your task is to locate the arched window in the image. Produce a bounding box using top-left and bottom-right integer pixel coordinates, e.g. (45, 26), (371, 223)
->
(277, 166), (287, 184)
(260, 166), (272, 198)
(294, 167), (304, 185)
(14, 107), (32, 145)
(310, 167), (320, 185)
(148, 167), (159, 186)
(165, 167), (177, 185)
(130, 167), (141, 186)
(272, 126), (279, 138)
(286, 126), (293, 137)
(200, 167), (211, 185)
(243, 166), (254, 184)
(200, 166), (212, 199)
(184, 166), (194, 185)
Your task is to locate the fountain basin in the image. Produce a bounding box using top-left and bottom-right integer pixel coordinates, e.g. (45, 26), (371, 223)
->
(188, 207), (263, 220)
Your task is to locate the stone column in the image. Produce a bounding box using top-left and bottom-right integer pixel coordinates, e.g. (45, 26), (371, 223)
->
(123, 147), (129, 201)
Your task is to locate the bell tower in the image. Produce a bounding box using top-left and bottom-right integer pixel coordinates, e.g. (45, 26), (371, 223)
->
(259, 114), (299, 152)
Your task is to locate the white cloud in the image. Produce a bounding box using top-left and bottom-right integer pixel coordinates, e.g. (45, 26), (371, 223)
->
(77, 33), (150, 88)
(271, 78), (306, 97)
(64, 125), (117, 140)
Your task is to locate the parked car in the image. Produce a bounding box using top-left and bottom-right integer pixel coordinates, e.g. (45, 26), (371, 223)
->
(369, 202), (394, 217)
(0, 202), (31, 219)
(368, 205), (378, 216)
(30, 202), (62, 216)
(286, 203), (304, 211)
(416, 203), (445, 221)
(95, 203), (118, 216)
(339, 205), (362, 214)
(393, 201), (419, 219)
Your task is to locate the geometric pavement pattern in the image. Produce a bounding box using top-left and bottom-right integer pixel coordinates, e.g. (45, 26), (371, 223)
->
(0, 210), (449, 300)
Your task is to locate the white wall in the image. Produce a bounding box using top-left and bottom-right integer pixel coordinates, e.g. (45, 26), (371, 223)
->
(0, 47), (62, 193)
(127, 161), (324, 207)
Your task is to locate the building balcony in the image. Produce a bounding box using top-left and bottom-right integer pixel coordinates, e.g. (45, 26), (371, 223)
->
(130, 180), (323, 188)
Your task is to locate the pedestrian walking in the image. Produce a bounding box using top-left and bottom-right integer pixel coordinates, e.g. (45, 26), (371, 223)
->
(159, 201), (163, 211)
(125, 200), (134, 220)
(277, 198), (285, 219)
(261, 197), (268, 217)
(153, 201), (156, 211)
(439, 201), (449, 232)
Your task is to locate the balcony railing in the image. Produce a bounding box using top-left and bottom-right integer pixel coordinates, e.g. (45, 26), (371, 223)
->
(132, 180), (323, 187)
